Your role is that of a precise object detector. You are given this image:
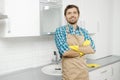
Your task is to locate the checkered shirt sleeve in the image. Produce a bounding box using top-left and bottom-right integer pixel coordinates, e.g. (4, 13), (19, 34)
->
(80, 28), (96, 51)
(55, 27), (69, 55)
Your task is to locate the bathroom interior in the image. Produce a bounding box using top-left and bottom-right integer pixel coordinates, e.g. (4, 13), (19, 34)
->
(0, 0), (120, 80)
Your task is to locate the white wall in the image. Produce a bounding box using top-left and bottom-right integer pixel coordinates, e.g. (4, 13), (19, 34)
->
(112, 0), (120, 56)
(0, 36), (57, 75)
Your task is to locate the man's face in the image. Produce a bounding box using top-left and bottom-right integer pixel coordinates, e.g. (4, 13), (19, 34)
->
(65, 7), (79, 24)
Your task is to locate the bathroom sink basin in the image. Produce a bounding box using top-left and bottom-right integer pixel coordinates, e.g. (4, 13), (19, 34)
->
(41, 64), (62, 76)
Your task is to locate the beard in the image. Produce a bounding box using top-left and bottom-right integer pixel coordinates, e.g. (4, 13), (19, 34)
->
(66, 16), (78, 24)
(68, 20), (78, 24)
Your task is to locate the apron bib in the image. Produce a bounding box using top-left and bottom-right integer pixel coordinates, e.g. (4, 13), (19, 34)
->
(62, 26), (89, 80)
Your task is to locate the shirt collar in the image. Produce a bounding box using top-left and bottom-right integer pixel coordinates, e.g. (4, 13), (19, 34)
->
(68, 24), (79, 31)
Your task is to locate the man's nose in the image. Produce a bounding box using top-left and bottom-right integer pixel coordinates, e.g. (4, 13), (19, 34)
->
(70, 13), (75, 16)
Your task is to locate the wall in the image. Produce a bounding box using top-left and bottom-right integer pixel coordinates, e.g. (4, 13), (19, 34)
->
(0, 36), (57, 75)
(112, 0), (120, 56)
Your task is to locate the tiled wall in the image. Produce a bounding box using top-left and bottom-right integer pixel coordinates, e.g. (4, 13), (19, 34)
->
(0, 36), (58, 75)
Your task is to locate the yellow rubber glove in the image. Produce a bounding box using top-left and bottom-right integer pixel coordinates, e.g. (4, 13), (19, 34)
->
(69, 40), (91, 57)
(69, 45), (79, 52)
(79, 40), (91, 56)
(82, 40), (91, 46)
(69, 45), (84, 56)
(79, 52), (84, 57)
(87, 63), (100, 68)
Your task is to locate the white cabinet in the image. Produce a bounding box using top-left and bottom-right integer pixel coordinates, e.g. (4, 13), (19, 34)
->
(1, 0), (40, 37)
(0, 0), (4, 13)
(89, 65), (112, 80)
(79, 0), (98, 33)
(89, 61), (120, 80)
(111, 61), (120, 80)
(85, 0), (113, 59)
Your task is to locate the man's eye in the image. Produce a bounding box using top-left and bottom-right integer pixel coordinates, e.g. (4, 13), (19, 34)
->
(73, 12), (77, 14)
(67, 12), (71, 15)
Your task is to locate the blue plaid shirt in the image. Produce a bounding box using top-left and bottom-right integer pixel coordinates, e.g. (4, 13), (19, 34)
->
(55, 24), (95, 55)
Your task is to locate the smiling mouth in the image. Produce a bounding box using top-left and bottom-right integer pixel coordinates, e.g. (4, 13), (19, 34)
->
(70, 17), (76, 19)
(70, 18), (76, 21)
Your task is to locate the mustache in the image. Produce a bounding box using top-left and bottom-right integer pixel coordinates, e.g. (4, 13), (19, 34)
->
(69, 16), (76, 19)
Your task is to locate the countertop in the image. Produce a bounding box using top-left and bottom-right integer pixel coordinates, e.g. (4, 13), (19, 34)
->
(87, 55), (120, 72)
(41, 55), (120, 73)
(0, 55), (120, 80)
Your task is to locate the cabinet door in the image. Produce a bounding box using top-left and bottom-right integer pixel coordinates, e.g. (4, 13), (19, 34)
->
(89, 65), (112, 80)
(112, 61), (120, 80)
(79, 0), (98, 33)
(0, 0), (4, 13)
(4, 0), (40, 37)
(89, 71), (105, 80)
(89, 71), (100, 80)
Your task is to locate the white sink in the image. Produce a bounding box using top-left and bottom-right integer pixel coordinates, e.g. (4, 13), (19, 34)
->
(41, 64), (62, 76)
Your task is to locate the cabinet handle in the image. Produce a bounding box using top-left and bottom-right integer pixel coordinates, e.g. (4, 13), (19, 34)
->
(101, 70), (107, 73)
(6, 18), (11, 33)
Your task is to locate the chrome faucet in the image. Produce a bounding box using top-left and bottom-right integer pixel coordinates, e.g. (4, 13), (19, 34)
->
(52, 51), (61, 64)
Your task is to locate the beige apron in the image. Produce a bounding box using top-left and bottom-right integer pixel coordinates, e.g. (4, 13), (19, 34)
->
(62, 26), (89, 80)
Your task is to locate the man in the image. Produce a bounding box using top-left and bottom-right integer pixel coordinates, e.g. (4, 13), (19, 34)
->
(55, 4), (95, 80)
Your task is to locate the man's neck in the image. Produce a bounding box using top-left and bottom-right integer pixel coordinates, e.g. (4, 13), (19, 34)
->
(71, 23), (77, 30)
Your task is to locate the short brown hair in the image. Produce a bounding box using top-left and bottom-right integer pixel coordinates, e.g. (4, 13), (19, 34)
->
(64, 4), (80, 16)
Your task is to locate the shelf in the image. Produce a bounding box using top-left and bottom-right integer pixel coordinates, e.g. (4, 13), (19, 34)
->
(40, 0), (62, 3)
(41, 32), (55, 36)
(41, 32), (96, 36)
(89, 33), (96, 36)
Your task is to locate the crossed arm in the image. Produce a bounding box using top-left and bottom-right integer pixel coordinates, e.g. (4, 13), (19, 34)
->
(55, 27), (95, 58)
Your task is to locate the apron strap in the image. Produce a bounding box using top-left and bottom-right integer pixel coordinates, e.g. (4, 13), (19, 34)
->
(66, 24), (84, 36)
(66, 24), (70, 34)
